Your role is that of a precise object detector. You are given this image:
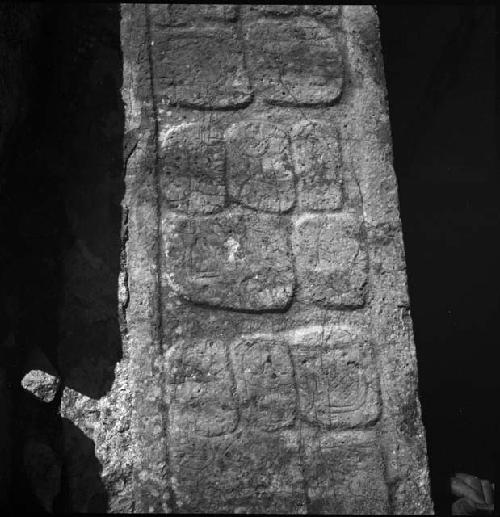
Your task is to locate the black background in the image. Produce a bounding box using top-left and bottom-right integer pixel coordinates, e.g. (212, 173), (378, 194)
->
(378, 4), (497, 513)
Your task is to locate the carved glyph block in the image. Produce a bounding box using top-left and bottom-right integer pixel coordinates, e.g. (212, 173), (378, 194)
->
(150, 4), (238, 26)
(302, 431), (389, 514)
(289, 326), (380, 428)
(291, 120), (343, 211)
(302, 6), (341, 19)
(159, 122), (226, 214)
(151, 27), (251, 109)
(170, 432), (306, 513)
(244, 17), (343, 106)
(292, 213), (368, 307)
(225, 120), (295, 213)
(167, 339), (237, 437)
(163, 210), (295, 311)
(231, 336), (296, 431)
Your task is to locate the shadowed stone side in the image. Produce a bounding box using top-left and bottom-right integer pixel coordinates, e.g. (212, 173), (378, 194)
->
(59, 4), (434, 514)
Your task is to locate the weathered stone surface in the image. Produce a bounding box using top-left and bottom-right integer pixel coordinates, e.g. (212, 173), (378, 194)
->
(302, 5), (341, 19)
(291, 120), (343, 211)
(170, 431), (307, 514)
(225, 120), (295, 213)
(159, 122), (226, 214)
(151, 24), (251, 109)
(21, 369), (61, 403)
(292, 213), (368, 307)
(244, 16), (343, 106)
(248, 5), (340, 19)
(302, 430), (390, 514)
(231, 334), (296, 431)
(56, 4), (433, 514)
(167, 339), (238, 437)
(248, 5), (302, 16)
(163, 210), (295, 311)
(290, 325), (380, 429)
(150, 4), (238, 26)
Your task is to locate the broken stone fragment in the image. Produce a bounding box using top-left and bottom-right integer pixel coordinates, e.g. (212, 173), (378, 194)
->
(21, 369), (60, 403)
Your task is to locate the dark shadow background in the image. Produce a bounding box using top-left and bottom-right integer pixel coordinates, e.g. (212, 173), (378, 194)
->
(378, 5), (497, 514)
(1, 3), (123, 513)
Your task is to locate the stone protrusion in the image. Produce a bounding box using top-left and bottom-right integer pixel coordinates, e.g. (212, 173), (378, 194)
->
(163, 210), (295, 311)
(292, 213), (368, 308)
(151, 26), (252, 109)
(244, 16), (343, 106)
(21, 369), (61, 403)
(225, 120), (295, 213)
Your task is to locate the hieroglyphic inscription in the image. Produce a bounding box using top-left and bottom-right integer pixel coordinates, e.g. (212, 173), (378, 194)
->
(230, 336), (296, 432)
(302, 431), (389, 513)
(288, 326), (380, 428)
(117, 3), (433, 514)
(163, 210), (295, 311)
(168, 339), (238, 438)
(244, 16), (343, 106)
(150, 26), (251, 109)
(150, 4), (238, 26)
(225, 120), (295, 213)
(291, 120), (343, 211)
(293, 213), (368, 308)
(160, 122), (226, 214)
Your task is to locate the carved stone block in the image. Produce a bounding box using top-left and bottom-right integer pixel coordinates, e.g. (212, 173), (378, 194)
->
(248, 6), (301, 16)
(302, 431), (389, 514)
(225, 120), (295, 213)
(289, 326), (380, 428)
(292, 213), (368, 307)
(170, 432), (306, 513)
(291, 120), (343, 211)
(231, 335), (296, 431)
(163, 210), (295, 311)
(167, 339), (237, 437)
(244, 17), (343, 106)
(150, 4), (238, 26)
(302, 6), (341, 19)
(152, 28), (251, 109)
(159, 122), (226, 214)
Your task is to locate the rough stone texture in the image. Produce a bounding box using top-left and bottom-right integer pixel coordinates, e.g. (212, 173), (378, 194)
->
(21, 370), (61, 403)
(59, 5), (433, 514)
(244, 14), (343, 106)
(163, 210), (294, 311)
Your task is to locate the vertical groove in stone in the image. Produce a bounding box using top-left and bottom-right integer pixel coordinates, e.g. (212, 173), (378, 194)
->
(143, 5), (176, 512)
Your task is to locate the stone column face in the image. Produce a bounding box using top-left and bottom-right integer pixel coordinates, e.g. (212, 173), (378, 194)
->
(61, 5), (433, 513)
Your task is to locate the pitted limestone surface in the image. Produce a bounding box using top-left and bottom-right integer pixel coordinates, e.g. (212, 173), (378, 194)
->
(244, 16), (343, 106)
(60, 4), (434, 514)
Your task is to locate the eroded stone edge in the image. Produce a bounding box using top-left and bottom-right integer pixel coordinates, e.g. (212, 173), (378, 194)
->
(342, 6), (434, 514)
